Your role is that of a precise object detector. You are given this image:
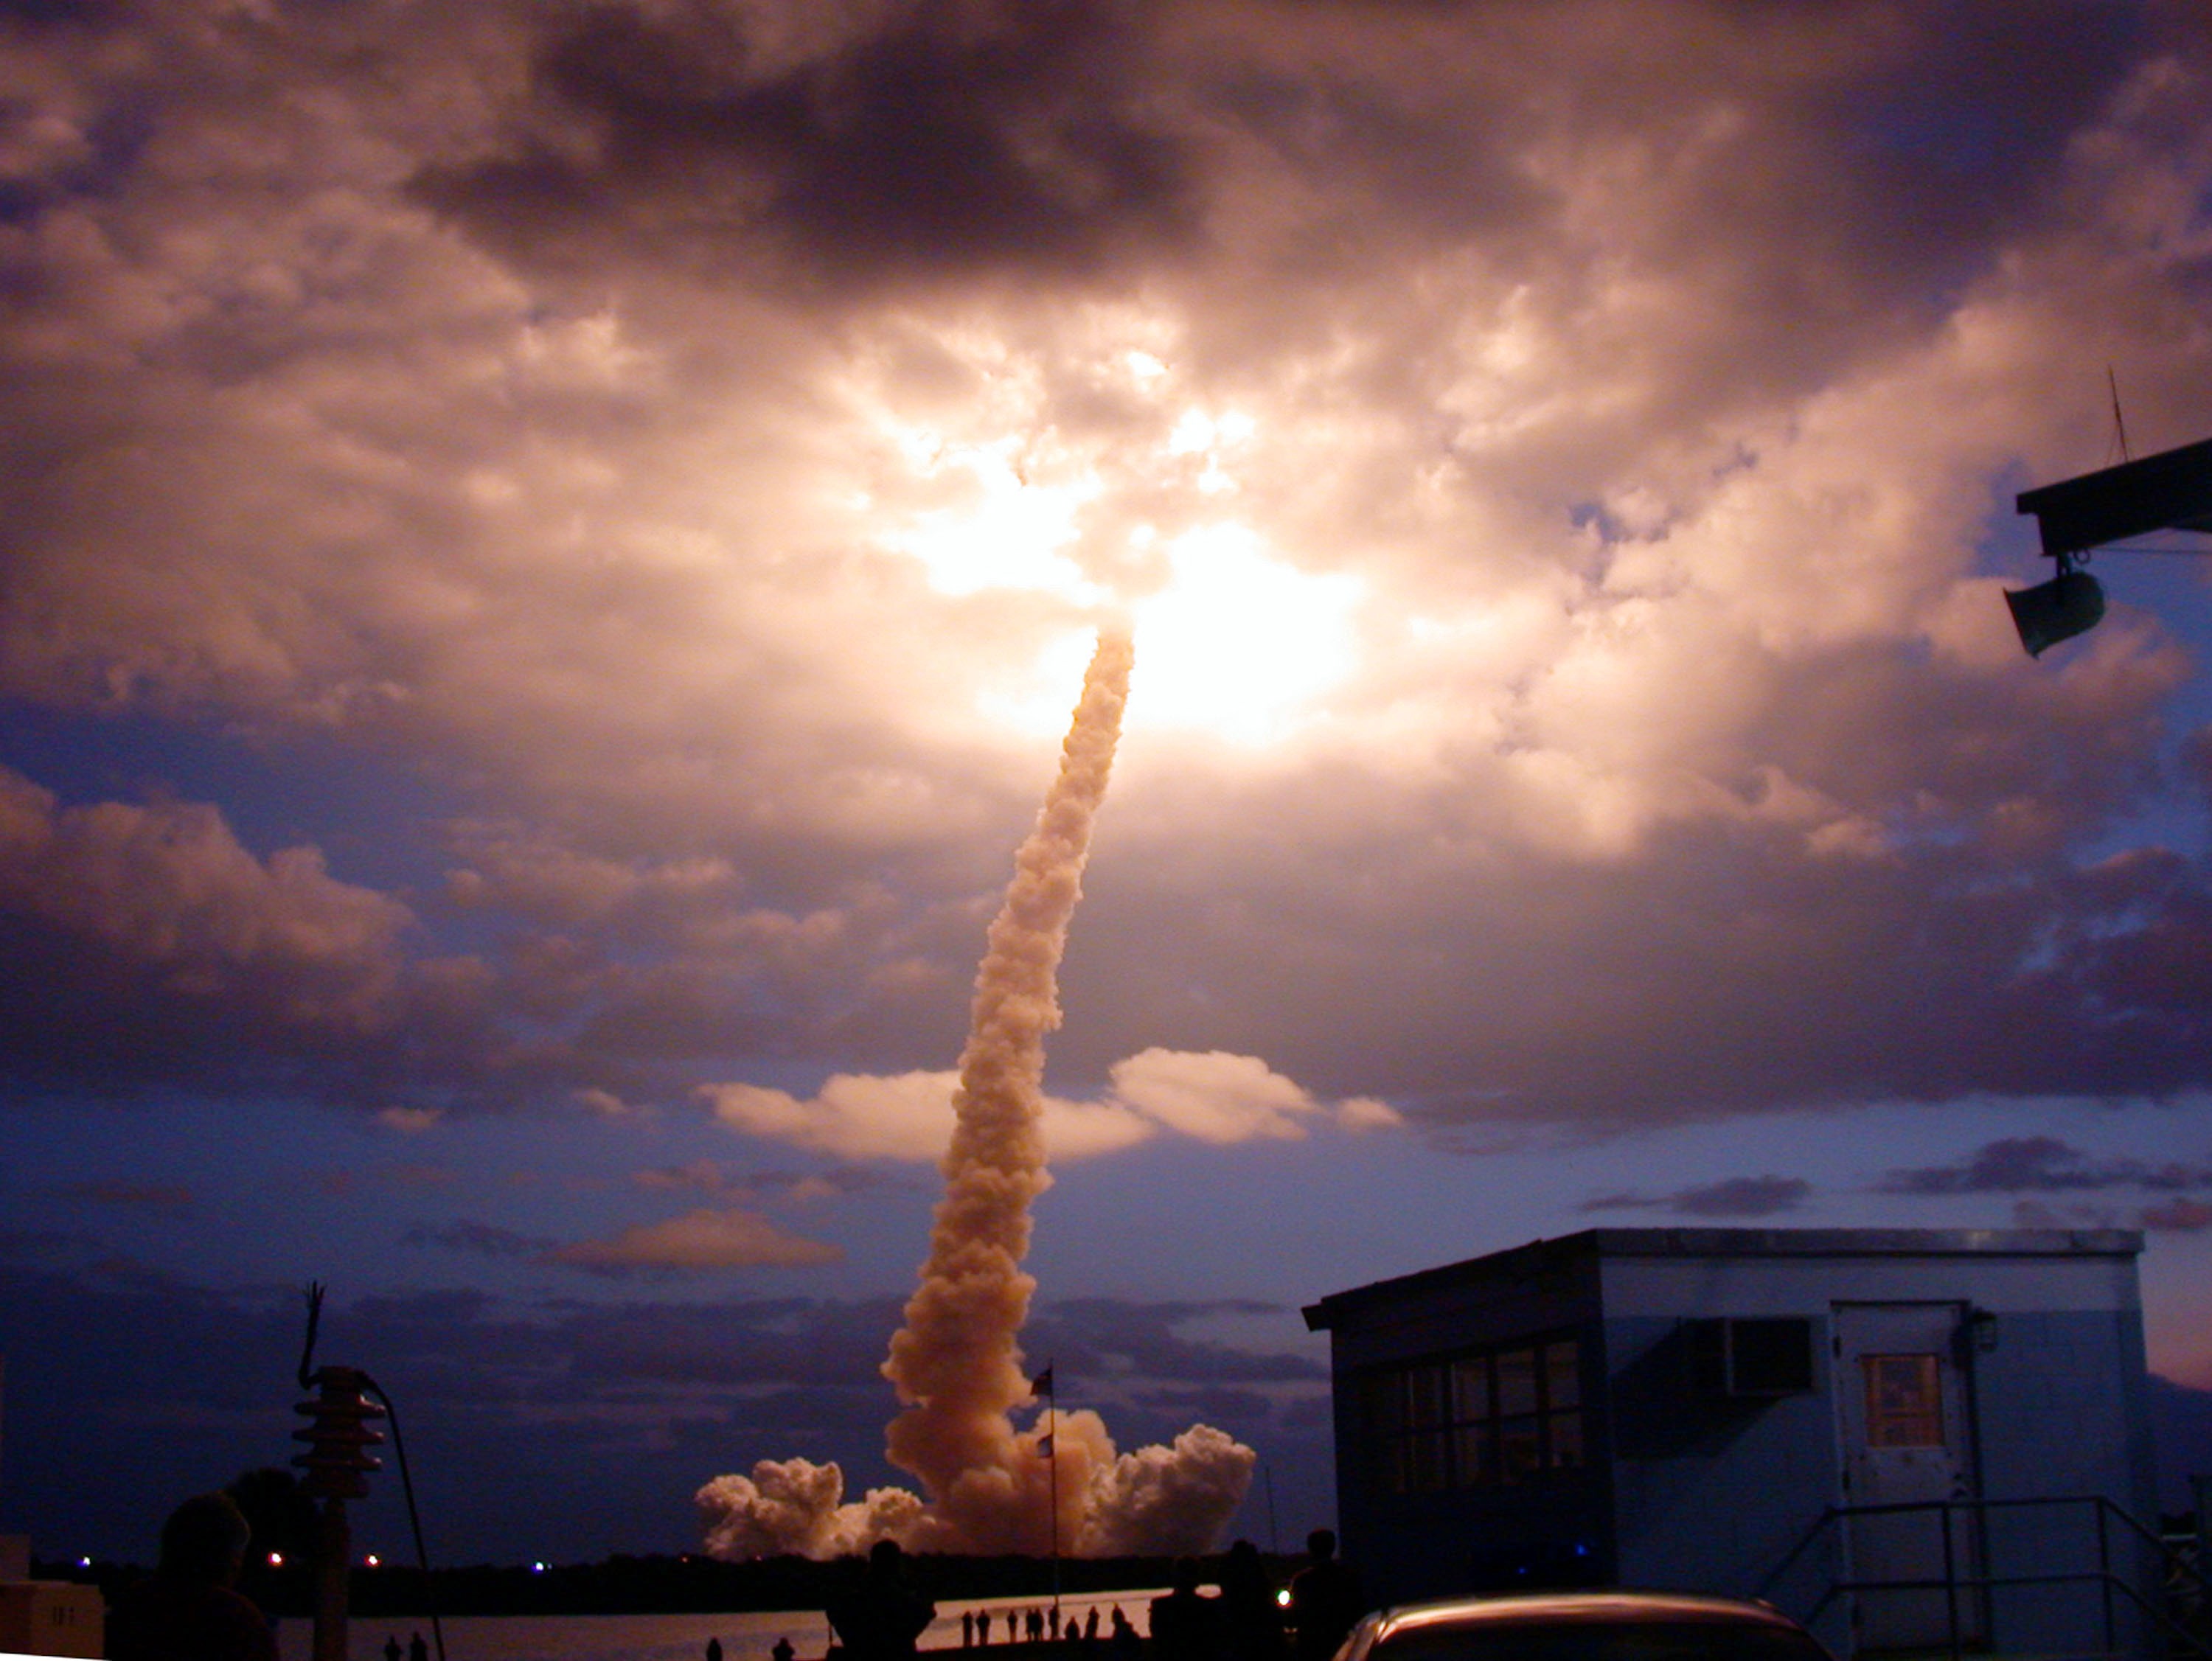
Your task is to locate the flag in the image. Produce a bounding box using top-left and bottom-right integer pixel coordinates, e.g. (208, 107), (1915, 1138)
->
(1036, 1432), (1054, 1458)
(1029, 1365), (1054, 1399)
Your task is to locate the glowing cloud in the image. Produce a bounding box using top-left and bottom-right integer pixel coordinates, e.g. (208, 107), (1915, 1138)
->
(553, 1208), (845, 1274)
(702, 1049), (1399, 1161)
(1124, 526), (1366, 745)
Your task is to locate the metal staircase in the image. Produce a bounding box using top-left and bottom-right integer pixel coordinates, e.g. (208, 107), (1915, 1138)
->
(1755, 1495), (2208, 1661)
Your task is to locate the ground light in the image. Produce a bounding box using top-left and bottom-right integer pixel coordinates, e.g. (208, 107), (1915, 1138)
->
(2010, 433), (2212, 657)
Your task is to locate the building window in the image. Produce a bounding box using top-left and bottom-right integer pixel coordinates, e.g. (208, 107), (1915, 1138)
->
(1863, 1353), (1944, 1447)
(1362, 1335), (1585, 1494)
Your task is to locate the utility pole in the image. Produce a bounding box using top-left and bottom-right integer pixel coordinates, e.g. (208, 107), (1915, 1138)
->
(292, 1287), (387, 1661)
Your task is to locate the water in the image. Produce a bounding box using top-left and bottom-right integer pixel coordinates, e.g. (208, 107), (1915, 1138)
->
(279, 1589), (1165, 1661)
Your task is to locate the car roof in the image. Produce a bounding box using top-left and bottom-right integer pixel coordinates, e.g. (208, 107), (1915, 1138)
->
(1374, 1592), (1806, 1643)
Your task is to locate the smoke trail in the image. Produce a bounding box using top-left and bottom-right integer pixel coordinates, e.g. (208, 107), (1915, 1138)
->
(698, 631), (1255, 1559)
(879, 627), (1133, 1550)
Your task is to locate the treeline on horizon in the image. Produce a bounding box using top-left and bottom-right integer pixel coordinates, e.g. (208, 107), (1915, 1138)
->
(42, 1547), (1300, 1620)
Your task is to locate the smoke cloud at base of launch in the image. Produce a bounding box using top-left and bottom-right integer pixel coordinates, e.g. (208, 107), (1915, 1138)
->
(698, 631), (1258, 1559)
(696, 1421), (1257, 1561)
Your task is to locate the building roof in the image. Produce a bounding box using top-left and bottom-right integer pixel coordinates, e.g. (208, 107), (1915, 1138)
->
(1301, 1226), (2143, 1331)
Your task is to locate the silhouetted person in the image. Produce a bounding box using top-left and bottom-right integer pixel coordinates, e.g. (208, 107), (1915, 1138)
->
(978, 1609), (992, 1646)
(773, 1637), (797, 1661)
(1084, 1606), (1100, 1643)
(1288, 1530), (1365, 1661)
(108, 1491), (279, 1661)
(708, 1638), (726, 1661)
(1149, 1559), (1217, 1661)
(410, 1632), (430, 1661)
(825, 1539), (936, 1661)
(964, 1611), (975, 1648)
(1026, 1606), (1044, 1643)
(1220, 1539), (1286, 1661)
(385, 1637), (403, 1661)
(1049, 1606), (1062, 1640)
(1108, 1605), (1139, 1661)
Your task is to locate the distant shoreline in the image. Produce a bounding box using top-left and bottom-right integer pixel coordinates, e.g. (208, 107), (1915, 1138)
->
(45, 1548), (1283, 1620)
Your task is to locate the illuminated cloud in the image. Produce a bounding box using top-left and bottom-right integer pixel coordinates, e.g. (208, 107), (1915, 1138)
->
(1105, 1048), (1387, 1145)
(0, 0), (2205, 1138)
(550, 1208), (846, 1275)
(703, 1051), (1401, 1162)
(704, 1072), (968, 1164)
(378, 1107), (445, 1135)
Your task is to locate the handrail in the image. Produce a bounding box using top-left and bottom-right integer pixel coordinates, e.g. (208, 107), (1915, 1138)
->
(1751, 1494), (2210, 1661)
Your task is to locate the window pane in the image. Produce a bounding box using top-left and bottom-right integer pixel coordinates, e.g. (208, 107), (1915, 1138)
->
(1498, 1415), (1541, 1482)
(1453, 1357), (1492, 1423)
(1548, 1410), (1584, 1470)
(1544, 1341), (1581, 1411)
(1378, 1436), (1409, 1496)
(1364, 1371), (1405, 1435)
(1409, 1430), (1452, 1493)
(1863, 1354), (1944, 1447)
(1453, 1421), (1492, 1488)
(1408, 1364), (1450, 1430)
(1497, 1349), (1538, 1416)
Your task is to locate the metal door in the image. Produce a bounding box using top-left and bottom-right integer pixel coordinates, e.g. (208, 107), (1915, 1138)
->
(1833, 1302), (1983, 1651)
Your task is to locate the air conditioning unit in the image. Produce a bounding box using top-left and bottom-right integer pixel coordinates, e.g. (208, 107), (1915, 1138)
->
(1688, 1317), (1815, 1398)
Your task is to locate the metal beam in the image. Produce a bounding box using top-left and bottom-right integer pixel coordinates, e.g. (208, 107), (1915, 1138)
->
(2015, 433), (2212, 557)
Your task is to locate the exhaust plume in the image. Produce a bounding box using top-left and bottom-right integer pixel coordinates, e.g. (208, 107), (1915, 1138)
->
(698, 630), (1256, 1559)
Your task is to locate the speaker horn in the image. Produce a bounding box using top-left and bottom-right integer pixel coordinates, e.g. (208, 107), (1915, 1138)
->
(2005, 565), (2105, 658)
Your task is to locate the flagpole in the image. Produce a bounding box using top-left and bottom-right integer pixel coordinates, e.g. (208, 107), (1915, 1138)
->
(1033, 1361), (1060, 1641)
(1047, 1370), (1060, 1641)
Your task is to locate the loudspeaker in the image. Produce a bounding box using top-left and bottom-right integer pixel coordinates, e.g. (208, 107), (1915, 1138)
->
(2006, 568), (2105, 658)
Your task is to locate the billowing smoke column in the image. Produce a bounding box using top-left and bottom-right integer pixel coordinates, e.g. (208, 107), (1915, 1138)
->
(698, 632), (1256, 1559)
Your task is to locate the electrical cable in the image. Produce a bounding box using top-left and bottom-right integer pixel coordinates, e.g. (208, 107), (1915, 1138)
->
(296, 1284), (448, 1661)
(360, 1371), (448, 1661)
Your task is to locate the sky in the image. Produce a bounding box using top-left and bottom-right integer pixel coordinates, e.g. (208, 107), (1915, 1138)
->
(4, 0), (2212, 1571)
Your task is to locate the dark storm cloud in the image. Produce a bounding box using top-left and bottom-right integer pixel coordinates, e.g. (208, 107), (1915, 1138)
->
(313, 1164), (456, 1199)
(1029, 1298), (1326, 1385)
(1877, 1135), (2212, 1196)
(554, 1295), (905, 1388)
(402, 1219), (557, 1258)
(1582, 1174), (1812, 1218)
(1057, 792), (2212, 1130)
(411, 0), (1197, 293)
(2141, 1197), (2212, 1233)
(49, 1179), (194, 1207)
(0, 1256), (1317, 1557)
(627, 1161), (903, 1202)
(1130, 1385), (1276, 1425)
(0, 1225), (94, 1258)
